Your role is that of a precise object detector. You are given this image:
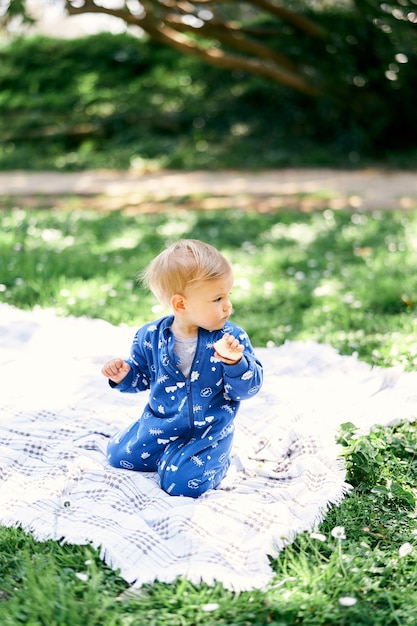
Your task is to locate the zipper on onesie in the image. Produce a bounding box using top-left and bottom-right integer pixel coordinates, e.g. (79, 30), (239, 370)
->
(159, 343), (197, 491)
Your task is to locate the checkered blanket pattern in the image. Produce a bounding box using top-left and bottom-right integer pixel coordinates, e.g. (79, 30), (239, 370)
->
(1, 304), (416, 591)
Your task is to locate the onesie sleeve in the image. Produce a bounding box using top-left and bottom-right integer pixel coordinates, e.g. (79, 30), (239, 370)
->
(221, 328), (263, 400)
(109, 326), (152, 394)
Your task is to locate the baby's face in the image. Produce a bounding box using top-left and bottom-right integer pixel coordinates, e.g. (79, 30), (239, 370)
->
(184, 273), (234, 332)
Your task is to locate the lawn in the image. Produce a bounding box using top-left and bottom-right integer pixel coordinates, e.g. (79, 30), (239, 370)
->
(0, 198), (417, 625)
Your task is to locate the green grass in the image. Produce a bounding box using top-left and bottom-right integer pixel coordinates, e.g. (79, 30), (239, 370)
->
(1, 199), (417, 625)
(1, 201), (416, 367)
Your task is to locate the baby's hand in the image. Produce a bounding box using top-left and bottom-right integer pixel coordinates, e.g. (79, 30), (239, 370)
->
(101, 358), (131, 384)
(213, 333), (244, 364)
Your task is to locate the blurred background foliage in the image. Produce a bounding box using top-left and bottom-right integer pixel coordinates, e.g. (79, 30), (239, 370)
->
(0, 1), (417, 171)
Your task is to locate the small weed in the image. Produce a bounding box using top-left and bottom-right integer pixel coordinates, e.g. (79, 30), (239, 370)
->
(338, 421), (417, 510)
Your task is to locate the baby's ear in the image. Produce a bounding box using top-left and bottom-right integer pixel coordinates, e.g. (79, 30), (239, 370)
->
(170, 293), (186, 313)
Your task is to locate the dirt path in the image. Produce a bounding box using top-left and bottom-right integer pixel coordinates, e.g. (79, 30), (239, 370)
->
(1, 168), (417, 211)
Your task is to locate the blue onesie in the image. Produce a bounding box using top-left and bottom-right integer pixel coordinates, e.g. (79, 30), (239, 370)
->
(107, 315), (263, 498)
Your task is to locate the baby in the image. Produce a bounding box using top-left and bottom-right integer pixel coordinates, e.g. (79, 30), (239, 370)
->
(102, 239), (263, 497)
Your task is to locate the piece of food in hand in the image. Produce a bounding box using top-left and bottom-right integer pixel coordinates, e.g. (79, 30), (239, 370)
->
(213, 336), (242, 362)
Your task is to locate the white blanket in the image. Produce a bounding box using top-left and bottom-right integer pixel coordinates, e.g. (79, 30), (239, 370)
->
(1, 303), (416, 591)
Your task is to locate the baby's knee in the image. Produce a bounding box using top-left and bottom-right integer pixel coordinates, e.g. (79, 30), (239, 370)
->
(161, 476), (213, 498)
(160, 458), (230, 498)
(106, 439), (157, 472)
(106, 444), (136, 470)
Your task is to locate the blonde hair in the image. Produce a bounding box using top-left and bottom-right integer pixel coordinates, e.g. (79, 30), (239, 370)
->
(140, 239), (232, 307)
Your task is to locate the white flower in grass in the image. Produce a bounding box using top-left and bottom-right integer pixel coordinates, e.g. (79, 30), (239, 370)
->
(399, 542), (413, 558)
(75, 572), (89, 582)
(201, 603), (220, 612)
(310, 532), (327, 542)
(339, 596), (357, 607)
(331, 526), (346, 540)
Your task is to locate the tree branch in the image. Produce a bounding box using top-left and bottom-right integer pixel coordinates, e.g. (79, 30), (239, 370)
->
(246, 0), (329, 38)
(64, 0), (319, 95)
